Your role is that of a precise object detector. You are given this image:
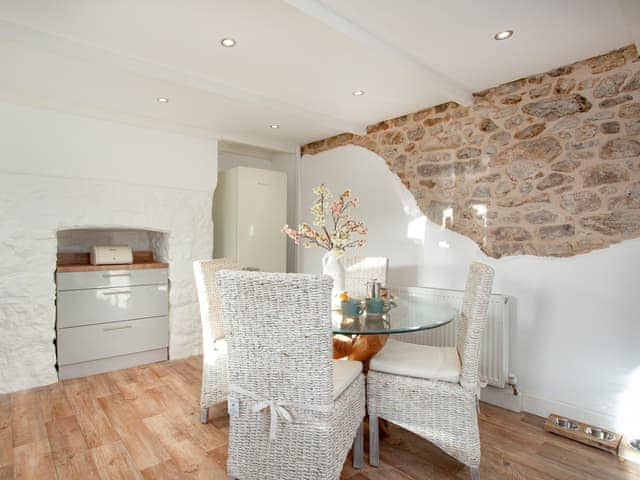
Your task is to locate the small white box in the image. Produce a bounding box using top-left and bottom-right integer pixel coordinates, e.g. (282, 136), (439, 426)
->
(90, 245), (133, 265)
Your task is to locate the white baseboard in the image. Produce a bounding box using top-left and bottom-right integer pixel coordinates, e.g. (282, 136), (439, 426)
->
(480, 385), (522, 412)
(521, 393), (617, 432)
(480, 388), (618, 432)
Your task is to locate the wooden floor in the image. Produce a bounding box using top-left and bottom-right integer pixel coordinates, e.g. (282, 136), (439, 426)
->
(2, 357), (639, 480)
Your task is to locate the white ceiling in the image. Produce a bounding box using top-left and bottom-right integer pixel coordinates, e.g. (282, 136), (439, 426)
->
(0, 0), (638, 152)
(311, 0), (639, 94)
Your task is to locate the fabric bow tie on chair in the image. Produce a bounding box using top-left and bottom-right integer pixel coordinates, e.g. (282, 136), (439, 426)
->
(253, 399), (294, 440)
(230, 385), (332, 440)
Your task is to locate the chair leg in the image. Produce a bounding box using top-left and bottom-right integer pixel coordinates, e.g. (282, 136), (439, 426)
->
(470, 467), (480, 480)
(200, 407), (209, 424)
(353, 421), (364, 468)
(369, 414), (380, 467)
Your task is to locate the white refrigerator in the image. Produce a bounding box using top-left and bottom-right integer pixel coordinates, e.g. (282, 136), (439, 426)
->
(213, 166), (288, 272)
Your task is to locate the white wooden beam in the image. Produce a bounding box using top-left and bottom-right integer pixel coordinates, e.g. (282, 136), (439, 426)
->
(285, 0), (474, 106)
(0, 19), (363, 139)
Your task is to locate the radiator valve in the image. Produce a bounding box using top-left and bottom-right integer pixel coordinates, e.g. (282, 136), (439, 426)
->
(507, 373), (519, 396)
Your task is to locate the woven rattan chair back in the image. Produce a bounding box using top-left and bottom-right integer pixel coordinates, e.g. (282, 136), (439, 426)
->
(455, 262), (495, 391)
(343, 256), (388, 298)
(216, 270), (334, 407)
(193, 258), (239, 347)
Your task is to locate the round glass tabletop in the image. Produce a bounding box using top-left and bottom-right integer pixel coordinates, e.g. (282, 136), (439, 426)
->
(331, 287), (457, 335)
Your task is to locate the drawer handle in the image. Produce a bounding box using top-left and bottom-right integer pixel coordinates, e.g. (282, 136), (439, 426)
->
(101, 290), (132, 296)
(102, 273), (132, 278)
(103, 325), (133, 332)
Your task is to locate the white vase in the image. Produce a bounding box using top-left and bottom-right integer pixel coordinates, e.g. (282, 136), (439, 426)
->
(322, 249), (345, 310)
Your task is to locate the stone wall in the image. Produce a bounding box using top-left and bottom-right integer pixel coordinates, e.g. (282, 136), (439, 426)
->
(302, 45), (640, 258)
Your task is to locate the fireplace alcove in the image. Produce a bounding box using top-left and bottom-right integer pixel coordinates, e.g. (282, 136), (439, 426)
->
(55, 227), (171, 379)
(57, 227), (169, 263)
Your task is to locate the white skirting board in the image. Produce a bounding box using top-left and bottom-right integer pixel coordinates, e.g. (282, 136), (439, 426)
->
(521, 393), (617, 432)
(480, 386), (522, 412)
(479, 388), (618, 434)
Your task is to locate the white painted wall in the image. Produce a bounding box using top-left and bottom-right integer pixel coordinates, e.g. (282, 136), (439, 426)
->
(0, 102), (217, 393)
(301, 145), (640, 433)
(0, 103), (215, 191)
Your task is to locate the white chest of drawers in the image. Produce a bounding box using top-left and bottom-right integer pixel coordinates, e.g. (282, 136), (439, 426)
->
(56, 266), (169, 379)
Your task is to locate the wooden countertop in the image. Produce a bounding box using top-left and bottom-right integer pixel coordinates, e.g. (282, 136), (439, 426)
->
(56, 250), (168, 273)
(56, 262), (168, 273)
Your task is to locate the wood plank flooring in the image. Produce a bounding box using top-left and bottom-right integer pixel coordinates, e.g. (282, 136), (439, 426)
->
(2, 356), (639, 479)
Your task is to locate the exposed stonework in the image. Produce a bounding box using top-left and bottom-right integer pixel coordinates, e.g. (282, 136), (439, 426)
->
(301, 45), (640, 258)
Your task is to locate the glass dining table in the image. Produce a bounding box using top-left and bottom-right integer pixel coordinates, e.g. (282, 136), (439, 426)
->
(332, 287), (457, 364)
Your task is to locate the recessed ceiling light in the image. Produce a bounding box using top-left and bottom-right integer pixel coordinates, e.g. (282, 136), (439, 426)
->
(220, 37), (237, 47)
(352, 90), (365, 96)
(157, 97), (169, 103)
(269, 124), (280, 129)
(494, 30), (514, 41)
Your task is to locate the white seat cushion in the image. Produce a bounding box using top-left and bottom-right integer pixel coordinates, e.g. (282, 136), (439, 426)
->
(333, 359), (362, 399)
(369, 339), (460, 383)
(208, 342), (361, 399)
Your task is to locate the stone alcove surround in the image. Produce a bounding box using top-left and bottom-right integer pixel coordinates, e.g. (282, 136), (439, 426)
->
(302, 45), (640, 258)
(0, 174), (212, 393)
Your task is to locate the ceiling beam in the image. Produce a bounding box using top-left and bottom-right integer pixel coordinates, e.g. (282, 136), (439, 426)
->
(0, 86), (301, 153)
(285, 0), (474, 106)
(0, 19), (364, 139)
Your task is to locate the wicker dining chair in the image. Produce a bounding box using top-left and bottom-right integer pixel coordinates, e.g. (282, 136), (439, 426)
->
(343, 256), (388, 298)
(193, 258), (239, 424)
(216, 270), (366, 480)
(367, 262), (495, 480)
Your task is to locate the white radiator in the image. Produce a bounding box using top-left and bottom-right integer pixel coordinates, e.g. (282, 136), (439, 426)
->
(394, 287), (512, 388)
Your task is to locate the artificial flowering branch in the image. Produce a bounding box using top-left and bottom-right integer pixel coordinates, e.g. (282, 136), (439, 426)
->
(282, 184), (367, 253)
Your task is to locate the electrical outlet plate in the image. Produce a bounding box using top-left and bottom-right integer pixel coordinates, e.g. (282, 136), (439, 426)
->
(620, 436), (640, 464)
